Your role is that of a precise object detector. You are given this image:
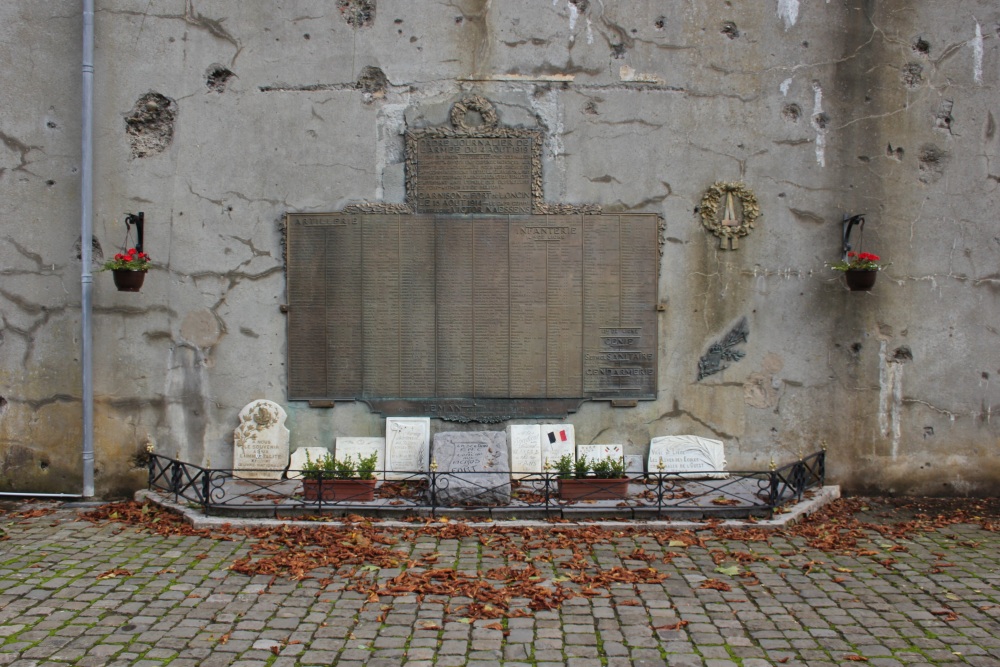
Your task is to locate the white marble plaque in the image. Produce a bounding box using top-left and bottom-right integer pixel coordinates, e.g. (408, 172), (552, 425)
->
(508, 424), (542, 479)
(385, 417), (430, 480)
(576, 444), (624, 465)
(287, 447), (331, 480)
(647, 435), (729, 479)
(335, 437), (386, 480)
(540, 424), (575, 470)
(233, 400), (289, 479)
(624, 454), (644, 476)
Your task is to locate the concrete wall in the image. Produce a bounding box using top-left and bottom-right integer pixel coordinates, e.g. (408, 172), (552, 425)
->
(1, 0), (998, 497)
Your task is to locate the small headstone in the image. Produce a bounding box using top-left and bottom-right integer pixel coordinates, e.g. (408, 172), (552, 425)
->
(508, 424), (542, 479)
(335, 437), (386, 479)
(540, 424), (575, 471)
(385, 417), (430, 480)
(233, 400), (290, 479)
(647, 435), (728, 479)
(624, 454), (644, 476)
(431, 431), (511, 505)
(287, 447), (331, 480)
(576, 444), (624, 465)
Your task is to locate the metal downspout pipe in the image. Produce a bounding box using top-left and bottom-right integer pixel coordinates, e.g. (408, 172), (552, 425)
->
(81, 0), (95, 497)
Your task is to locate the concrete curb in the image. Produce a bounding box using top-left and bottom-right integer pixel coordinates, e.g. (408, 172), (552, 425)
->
(136, 484), (840, 531)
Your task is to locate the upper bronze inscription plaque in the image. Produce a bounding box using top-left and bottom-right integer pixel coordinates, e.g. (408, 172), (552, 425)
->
(407, 130), (542, 214)
(286, 213), (659, 418)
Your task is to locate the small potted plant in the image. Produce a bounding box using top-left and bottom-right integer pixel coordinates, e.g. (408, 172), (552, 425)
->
(553, 453), (629, 501)
(830, 251), (887, 291)
(102, 247), (151, 292)
(300, 451), (379, 501)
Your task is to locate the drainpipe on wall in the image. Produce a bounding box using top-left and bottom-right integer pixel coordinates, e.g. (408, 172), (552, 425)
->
(81, 0), (95, 498)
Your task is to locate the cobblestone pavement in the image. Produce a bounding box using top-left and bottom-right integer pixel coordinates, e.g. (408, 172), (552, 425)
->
(0, 499), (999, 667)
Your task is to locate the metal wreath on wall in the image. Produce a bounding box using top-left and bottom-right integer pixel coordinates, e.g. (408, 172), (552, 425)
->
(699, 181), (761, 250)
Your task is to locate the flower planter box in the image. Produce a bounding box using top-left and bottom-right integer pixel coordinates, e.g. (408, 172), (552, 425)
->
(557, 478), (630, 501)
(112, 269), (147, 292)
(844, 269), (877, 291)
(301, 478), (376, 502)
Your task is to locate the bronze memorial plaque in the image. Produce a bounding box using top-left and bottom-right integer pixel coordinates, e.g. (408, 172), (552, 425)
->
(406, 130), (541, 215)
(286, 213), (659, 420)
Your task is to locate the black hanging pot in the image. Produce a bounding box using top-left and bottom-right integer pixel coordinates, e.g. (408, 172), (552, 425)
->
(112, 269), (147, 292)
(844, 269), (877, 291)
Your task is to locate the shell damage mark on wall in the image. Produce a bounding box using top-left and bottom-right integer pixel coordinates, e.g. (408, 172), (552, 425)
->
(777, 0), (799, 31)
(721, 21), (739, 40)
(356, 65), (388, 99)
(338, 0), (375, 28)
(781, 103), (801, 123)
(886, 143), (904, 161)
(912, 36), (930, 56)
(918, 144), (947, 184)
(901, 63), (923, 88)
(126, 93), (177, 159)
(935, 100), (954, 133)
(74, 235), (104, 266)
(972, 22), (983, 84)
(810, 81), (827, 167)
(206, 64), (235, 92)
(879, 340), (908, 459)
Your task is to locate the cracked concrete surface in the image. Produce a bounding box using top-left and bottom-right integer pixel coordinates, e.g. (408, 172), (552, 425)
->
(0, 1), (998, 496)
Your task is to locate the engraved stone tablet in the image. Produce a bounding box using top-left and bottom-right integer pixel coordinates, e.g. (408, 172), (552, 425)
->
(233, 400), (289, 479)
(385, 417), (430, 480)
(624, 454), (644, 476)
(508, 424), (542, 479)
(541, 424), (575, 470)
(648, 435), (729, 479)
(576, 444), (624, 465)
(287, 447), (331, 480)
(431, 431), (511, 505)
(335, 437), (386, 480)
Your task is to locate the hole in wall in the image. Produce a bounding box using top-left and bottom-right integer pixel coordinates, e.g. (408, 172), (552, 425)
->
(912, 37), (930, 55)
(125, 92), (177, 159)
(338, 0), (375, 28)
(901, 63), (923, 88)
(206, 64), (235, 92)
(781, 103), (801, 123)
(721, 21), (739, 39)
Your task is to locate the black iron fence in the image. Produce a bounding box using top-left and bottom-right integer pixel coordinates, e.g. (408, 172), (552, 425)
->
(147, 450), (825, 520)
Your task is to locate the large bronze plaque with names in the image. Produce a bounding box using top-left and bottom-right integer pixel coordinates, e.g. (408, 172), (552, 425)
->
(286, 213), (658, 420)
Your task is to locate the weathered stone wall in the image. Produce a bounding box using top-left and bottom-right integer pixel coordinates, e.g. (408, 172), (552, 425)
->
(1, 1), (997, 497)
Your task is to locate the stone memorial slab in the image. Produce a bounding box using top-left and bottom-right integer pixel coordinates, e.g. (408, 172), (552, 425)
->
(287, 446), (331, 480)
(540, 424), (575, 470)
(624, 454), (644, 476)
(233, 400), (289, 479)
(335, 437), (386, 479)
(647, 435), (728, 479)
(576, 444), (624, 465)
(385, 417), (430, 480)
(508, 424), (542, 479)
(431, 431), (511, 505)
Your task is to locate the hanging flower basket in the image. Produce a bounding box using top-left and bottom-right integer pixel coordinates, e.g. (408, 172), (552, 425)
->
(102, 246), (151, 293)
(844, 269), (878, 291)
(111, 269), (147, 292)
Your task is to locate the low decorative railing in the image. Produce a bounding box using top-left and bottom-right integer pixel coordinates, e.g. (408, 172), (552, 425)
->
(147, 450), (825, 520)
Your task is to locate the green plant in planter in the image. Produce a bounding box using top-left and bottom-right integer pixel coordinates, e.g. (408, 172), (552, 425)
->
(333, 452), (379, 480)
(301, 450), (336, 480)
(574, 454), (591, 478)
(591, 456), (627, 479)
(552, 454), (575, 479)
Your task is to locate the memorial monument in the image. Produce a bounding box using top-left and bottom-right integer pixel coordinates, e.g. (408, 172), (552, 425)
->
(285, 97), (660, 424)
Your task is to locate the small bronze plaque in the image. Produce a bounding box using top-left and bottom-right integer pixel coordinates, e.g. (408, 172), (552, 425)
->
(407, 130), (541, 214)
(286, 213), (658, 419)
